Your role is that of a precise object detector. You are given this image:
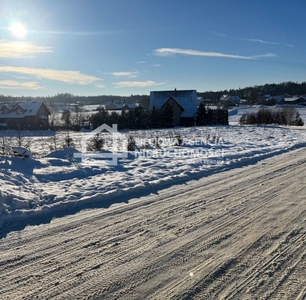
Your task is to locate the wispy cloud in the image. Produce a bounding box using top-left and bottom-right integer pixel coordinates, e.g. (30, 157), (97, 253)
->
(113, 80), (164, 88)
(135, 61), (147, 64)
(109, 71), (138, 78)
(0, 66), (102, 85)
(210, 31), (228, 37)
(0, 80), (43, 90)
(250, 53), (277, 59)
(243, 38), (281, 46)
(209, 31), (294, 48)
(243, 38), (294, 48)
(0, 40), (53, 58)
(95, 83), (105, 88)
(154, 48), (276, 60)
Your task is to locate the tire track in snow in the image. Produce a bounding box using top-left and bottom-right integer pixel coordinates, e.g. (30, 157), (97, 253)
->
(0, 148), (305, 299)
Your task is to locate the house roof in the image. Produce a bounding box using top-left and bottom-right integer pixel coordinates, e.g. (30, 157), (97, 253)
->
(284, 96), (306, 102)
(268, 96), (284, 102)
(162, 96), (185, 111)
(149, 89), (197, 117)
(0, 101), (51, 119)
(220, 95), (240, 102)
(104, 102), (138, 110)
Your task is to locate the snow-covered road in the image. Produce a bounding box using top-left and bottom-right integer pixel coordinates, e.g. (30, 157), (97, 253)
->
(1, 148), (305, 299)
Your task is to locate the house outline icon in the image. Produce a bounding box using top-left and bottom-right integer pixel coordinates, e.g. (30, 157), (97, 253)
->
(74, 123), (128, 166)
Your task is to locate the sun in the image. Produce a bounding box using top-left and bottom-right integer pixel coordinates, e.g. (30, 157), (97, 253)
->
(10, 22), (27, 38)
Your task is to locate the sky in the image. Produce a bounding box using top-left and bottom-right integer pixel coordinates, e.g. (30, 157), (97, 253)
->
(0, 0), (306, 97)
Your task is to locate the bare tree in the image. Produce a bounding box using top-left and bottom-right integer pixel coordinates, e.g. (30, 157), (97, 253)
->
(61, 109), (71, 126)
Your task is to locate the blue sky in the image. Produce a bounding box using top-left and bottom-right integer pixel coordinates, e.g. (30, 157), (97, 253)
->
(0, 0), (305, 97)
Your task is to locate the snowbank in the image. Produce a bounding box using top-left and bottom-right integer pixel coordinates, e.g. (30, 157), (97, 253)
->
(1, 124), (306, 230)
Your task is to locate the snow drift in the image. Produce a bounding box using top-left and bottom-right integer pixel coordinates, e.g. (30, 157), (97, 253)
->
(1, 125), (306, 230)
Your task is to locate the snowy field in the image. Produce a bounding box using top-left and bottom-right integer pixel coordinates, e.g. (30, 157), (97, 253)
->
(228, 104), (306, 126)
(1, 106), (306, 230)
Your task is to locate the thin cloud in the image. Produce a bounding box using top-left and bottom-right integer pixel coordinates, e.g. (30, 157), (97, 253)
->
(243, 38), (281, 46)
(0, 80), (43, 90)
(209, 31), (294, 48)
(154, 48), (276, 60)
(243, 38), (294, 48)
(96, 83), (105, 88)
(135, 61), (147, 64)
(0, 40), (53, 58)
(251, 53), (277, 58)
(209, 31), (228, 37)
(114, 80), (164, 88)
(0, 66), (102, 85)
(109, 71), (139, 78)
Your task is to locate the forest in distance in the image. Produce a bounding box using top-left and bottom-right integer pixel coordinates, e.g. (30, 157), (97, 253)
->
(1, 81), (306, 106)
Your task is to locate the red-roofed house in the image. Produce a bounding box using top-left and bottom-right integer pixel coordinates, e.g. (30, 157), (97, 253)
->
(0, 101), (51, 128)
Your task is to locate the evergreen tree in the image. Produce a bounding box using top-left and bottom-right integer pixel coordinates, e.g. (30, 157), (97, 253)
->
(195, 103), (208, 125)
(90, 108), (109, 128)
(150, 106), (160, 128)
(61, 109), (71, 126)
(294, 111), (304, 126)
(160, 103), (174, 128)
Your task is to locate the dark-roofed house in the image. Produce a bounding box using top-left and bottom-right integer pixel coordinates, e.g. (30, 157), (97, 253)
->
(284, 96), (306, 105)
(0, 101), (51, 129)
(149, 89), (197, 126)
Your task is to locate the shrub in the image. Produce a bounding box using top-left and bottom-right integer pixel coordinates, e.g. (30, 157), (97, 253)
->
(294, 111), (304, 126)
(127, 135), (136, 151)
(0, 136), (8, 155)
(87, 133), (105, 151)
(240, 107), (304, 126)
(63, 132), (74, 147)
(174, 133), (183, 146)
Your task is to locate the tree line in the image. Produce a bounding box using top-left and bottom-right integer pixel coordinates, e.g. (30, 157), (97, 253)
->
(0, 93), (150, 107)
(198, 81), (306, 102)
(61, 104), (228, 130)
(2, 81), (306, 106)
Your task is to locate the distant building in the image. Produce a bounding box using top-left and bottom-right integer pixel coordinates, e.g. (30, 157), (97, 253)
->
(103, 101), (117, 110)
(198, 98), (215, 106)
(284, 96), (306, 105)
(0, 101), (51, 128)
(103, 101), (138, 111)
(267, 96), (285, 104)
(220, 95), (240, 106)
(149, 89), (197, 126)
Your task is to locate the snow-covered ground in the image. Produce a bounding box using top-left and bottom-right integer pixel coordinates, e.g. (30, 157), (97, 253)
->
(1, 106), (306, 230)
(228, 104), (306, 126)
(1, 149), (305, 299)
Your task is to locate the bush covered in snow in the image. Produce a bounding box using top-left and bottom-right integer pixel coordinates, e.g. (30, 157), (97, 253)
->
(240, 107), (304, 126)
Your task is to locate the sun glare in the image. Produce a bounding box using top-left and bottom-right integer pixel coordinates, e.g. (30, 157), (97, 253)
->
(10, 22), (27, 38)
